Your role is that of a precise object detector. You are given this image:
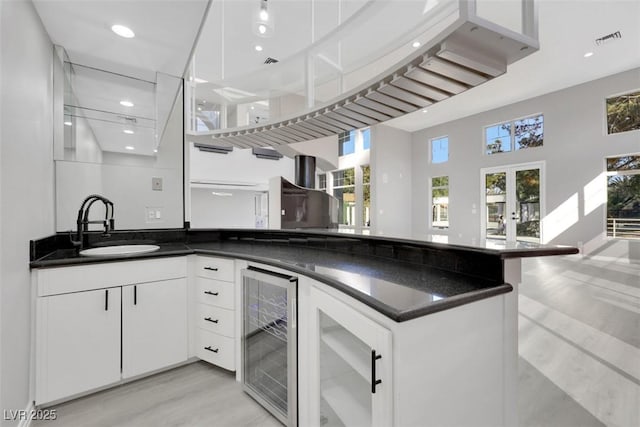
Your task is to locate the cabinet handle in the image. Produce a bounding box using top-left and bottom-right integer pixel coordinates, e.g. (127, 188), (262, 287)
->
(204, 317), (219, 324)
(204, 346), (219, 353)
(371, 350), (382, 394)
(105, 289), (109, 311)
(204, 266), (219, 271)
(204, 290), (219, 296)
(134, 285), (137, 305)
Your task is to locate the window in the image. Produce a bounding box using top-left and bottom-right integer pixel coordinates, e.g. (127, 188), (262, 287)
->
(431, 136), (449, 163)
(607, 91), (640, 134)
(362, 165), (370, 227)
(485, 114), (543, 154)
(606, 155), (640, 238)
(431, 176), (449, 228)
(318, 174), (327, 191)
(333, 168), (356, 225)
(338, 131), (356, 156)
(362, 128), (371, 150)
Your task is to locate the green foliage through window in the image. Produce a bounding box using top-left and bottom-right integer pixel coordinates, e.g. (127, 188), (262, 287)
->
(607, 91), (640, 134)
(486, 114), (543, 154)
(606, 155), (640, 238)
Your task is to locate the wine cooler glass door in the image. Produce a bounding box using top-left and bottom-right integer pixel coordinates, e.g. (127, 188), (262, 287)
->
(242, 267), (297, 426)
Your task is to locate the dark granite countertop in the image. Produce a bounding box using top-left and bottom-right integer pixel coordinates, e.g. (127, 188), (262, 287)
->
(29, 229), (577, 322)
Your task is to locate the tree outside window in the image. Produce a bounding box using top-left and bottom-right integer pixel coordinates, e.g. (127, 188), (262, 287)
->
(333, 168), (356, 225)
(607, 155), (640, 238)
(362, 165), (370, 227)
(486, 114), (543, 154)
(431, 176), (449, 228)
(607, 91), (640, 134)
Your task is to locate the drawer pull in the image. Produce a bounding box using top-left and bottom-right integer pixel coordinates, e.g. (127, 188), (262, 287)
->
(105, 289), (109, 311)
(204, 266), (219, 271)
(204, 317), (219, 324)
(204, 290), (219, 296)
(204, 346), (219, 353)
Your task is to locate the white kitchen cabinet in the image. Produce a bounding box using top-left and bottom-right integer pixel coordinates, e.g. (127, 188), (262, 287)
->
(122, 278), (188, 378)
(307, 286), (393, 427)
(35, 287), (121, 404)
(194, 255), (236, 371)
(34, 257), (188, 405)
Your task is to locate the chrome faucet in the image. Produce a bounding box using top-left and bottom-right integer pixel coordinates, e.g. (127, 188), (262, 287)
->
(71, 194), (115, 249)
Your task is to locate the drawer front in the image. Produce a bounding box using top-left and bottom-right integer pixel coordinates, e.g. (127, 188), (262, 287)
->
(197, 277), (234, 309)
(196, 329), (235, 371)
(196, 256), (234, 282)
(37, 257), (188, 296)
(197, 304), (234, 337)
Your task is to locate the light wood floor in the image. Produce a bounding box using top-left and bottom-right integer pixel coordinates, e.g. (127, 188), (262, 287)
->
(33, 255), (639, 427)
(31, 362), (282, 427)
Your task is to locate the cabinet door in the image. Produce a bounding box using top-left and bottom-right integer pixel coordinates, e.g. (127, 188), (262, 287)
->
(122, 278), (188, 378)
(36, 288), (121, 404)
(309, 287), (393, 427)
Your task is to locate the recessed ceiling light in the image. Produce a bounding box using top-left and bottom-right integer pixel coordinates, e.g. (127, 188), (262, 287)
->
(64, 121), (72, 126)
(153, 149), (158, 153)
(422, 109), (428, 113)
(255, 45), (263, 52)
(412, 41), (421, 48)
(259, 10), (269, 21)
(123, 129), (134, 135)
(125, 146), (135, 150)
(258, 24), (267, 34)
(120, 100), (134, 107)
(197, 107), (202, 111)
(584, 52), (594, 58)
(111, 24), (135, 39)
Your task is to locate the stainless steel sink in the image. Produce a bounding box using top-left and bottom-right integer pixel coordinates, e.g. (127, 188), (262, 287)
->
(79, 244), (160, 257)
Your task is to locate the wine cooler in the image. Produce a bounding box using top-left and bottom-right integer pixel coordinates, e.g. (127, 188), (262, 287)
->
(241, 266), (298, 426)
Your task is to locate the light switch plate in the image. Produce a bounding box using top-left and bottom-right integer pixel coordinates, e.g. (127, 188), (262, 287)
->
(152, 177), (163, 191)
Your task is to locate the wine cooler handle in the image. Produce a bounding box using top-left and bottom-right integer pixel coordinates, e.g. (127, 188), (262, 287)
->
(291, 298), (296, 329)
(371, 350), (382, 394)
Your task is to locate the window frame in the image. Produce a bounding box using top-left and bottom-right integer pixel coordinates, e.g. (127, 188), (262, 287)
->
(604, 88), (640, 136)
(430, 135), (449, 164)
(605, 153), (640, 239)
(484, 113), (544, 155)
(430, 175), (449, 229)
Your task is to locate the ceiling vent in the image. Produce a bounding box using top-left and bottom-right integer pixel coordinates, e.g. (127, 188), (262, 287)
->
(595, 31), (622, 45)
(194, 143), (233, 154)
(264, 57), (279, 64)
(252, 147), (283, 160)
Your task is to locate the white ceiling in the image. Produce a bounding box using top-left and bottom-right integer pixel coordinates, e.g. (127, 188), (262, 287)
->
(387, 0), (640, 131)
(32, 0), (640, 137)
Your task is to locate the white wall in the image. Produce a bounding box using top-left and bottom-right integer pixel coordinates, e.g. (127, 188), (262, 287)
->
(370, 124), (413, 238)
(411, 68), (640, 260)
(190, 188), (261, 228)
(0, 0), (55, 422)
(55, 91), (184, 231)
(190, 143), (295, 184)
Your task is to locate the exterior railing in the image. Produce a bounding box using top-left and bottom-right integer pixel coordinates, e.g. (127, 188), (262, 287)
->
(607, 218), (640, 239)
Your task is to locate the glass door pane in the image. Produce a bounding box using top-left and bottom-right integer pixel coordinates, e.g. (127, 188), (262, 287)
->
(485, 172), (507, 239)
(319, 311), (372, 427)
(515, 168), (541, 243)
(243, 276), (290, 420)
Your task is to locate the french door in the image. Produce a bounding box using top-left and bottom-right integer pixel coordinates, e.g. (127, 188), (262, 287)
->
(481, 162), (544, 243)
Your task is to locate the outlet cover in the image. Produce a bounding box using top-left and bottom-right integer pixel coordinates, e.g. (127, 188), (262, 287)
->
(152, 177), (163, 191)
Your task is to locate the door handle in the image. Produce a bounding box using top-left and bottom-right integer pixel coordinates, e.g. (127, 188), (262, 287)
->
(204, 346), (219, 353)
(134, 285), (137, 305)
(204, 290), (219, 296)
(105, 289), (109, 311)
(204, 266), (218, 271)
(371, 350), (382, 394)
(204, 317), (219, 324)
